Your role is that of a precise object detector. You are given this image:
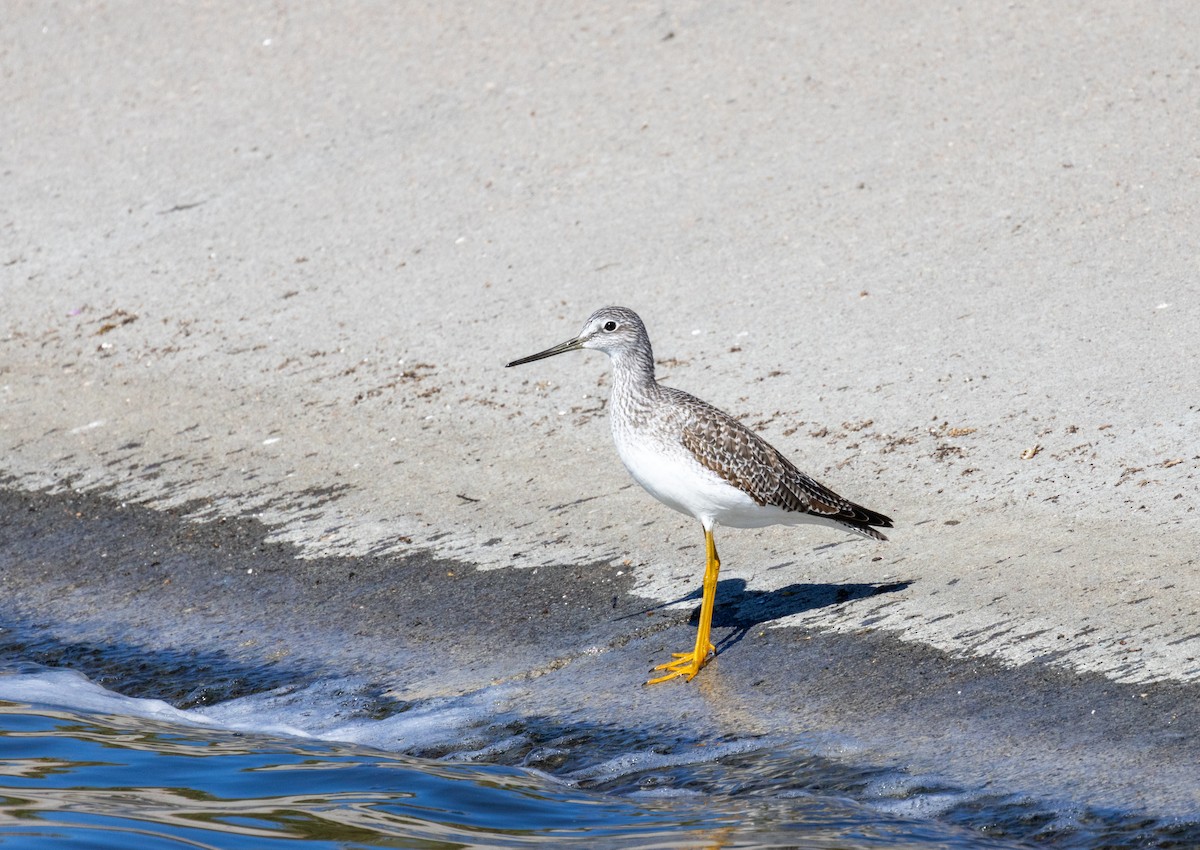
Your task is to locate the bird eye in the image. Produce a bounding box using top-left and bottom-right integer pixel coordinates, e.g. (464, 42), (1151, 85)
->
(603, 321), (618, 332)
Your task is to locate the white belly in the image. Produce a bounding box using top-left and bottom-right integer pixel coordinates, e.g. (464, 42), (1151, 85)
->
(611, 423), (852, 533)
(613, 429), (770, 529)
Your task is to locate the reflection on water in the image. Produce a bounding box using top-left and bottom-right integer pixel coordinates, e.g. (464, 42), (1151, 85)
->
(2, 665), (1199, 850)
(0, 695), (1007, 850)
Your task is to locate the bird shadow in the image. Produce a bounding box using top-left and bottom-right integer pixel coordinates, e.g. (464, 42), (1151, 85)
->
(709, 577), (911, 657)
(622, 576), (912, 659)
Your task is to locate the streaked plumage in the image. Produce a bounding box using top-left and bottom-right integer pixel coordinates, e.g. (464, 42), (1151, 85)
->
(507, 306), (892, 683)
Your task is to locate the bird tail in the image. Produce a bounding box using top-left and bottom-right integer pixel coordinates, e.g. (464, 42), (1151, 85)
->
(839, 504), (894, 541)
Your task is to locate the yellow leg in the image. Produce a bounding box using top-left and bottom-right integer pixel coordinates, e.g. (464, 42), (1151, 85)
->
(647, 526), (720, 684)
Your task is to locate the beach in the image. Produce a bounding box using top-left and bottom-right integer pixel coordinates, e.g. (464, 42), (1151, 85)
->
(3, 0), (1199, 836)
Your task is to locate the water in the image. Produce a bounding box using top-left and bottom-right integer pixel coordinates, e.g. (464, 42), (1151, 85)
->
(3, 667), (1198, 849)
(6, 487), (1200, 848)
(0, 667), (1024, 850)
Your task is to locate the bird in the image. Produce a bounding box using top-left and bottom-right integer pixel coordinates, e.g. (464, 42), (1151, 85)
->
(506, 306), (892, 684)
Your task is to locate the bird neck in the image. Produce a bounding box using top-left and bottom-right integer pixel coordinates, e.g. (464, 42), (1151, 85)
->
(609, 340), (657, 386)
(609, 341), (657, 394)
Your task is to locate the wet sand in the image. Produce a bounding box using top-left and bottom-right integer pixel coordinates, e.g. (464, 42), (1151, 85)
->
(4, 484), (1200, 819)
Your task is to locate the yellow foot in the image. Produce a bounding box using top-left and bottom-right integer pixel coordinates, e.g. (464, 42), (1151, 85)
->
(645, 643), (716, 685)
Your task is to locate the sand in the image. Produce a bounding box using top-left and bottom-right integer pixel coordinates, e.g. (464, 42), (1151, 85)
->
(3, 0), (1200, 816)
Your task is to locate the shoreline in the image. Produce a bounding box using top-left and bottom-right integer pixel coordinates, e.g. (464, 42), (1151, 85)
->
(4, 482), (1199, 820)
(5, 0), (1200, 838)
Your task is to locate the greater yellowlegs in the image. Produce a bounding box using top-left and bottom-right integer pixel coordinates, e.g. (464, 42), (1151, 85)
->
(507, 306), (892, 684)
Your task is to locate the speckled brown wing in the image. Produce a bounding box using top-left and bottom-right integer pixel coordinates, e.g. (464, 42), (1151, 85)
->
(673, 389), (892, 539)
(776, 461), (893, 538)
(675, 393), (788, 506)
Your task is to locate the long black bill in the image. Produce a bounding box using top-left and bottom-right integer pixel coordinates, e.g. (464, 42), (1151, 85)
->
(506, 337), (584, 367)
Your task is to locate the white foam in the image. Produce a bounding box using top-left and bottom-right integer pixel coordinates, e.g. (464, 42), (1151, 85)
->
(0, 667), (210, 728)
(860, 773), (975, 819)
(0, 667), (515, 753)
(565, 739), (762, 783)
(203, 678), (520, 753)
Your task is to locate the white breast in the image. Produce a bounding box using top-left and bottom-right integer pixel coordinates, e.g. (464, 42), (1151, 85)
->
(611, 423), (765, 529)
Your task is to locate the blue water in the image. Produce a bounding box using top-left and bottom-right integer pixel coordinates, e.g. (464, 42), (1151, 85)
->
(1, 704), (719, 849)
(0, 668), (1017, 850)
(1, 665), (1197, 849)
